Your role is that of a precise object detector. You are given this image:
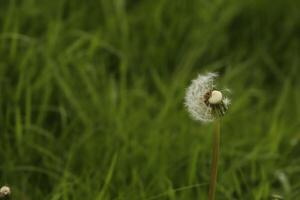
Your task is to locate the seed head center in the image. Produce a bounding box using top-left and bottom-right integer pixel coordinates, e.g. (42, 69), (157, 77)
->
(208, 90), (223, 105)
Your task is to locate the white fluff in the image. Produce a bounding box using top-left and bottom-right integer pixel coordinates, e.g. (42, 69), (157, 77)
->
(184, 73), (217, 122)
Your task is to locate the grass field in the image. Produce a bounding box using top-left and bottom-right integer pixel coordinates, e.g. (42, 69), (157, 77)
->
(1, 0), (300, 199)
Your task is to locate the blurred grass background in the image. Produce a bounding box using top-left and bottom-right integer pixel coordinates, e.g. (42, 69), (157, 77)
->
(0, 0), (300, 199)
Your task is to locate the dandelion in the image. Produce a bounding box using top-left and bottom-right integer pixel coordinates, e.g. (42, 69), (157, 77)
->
(184, 72), (230, 122)
(0, 186), (11, 198)
(184, 72), (231, 200)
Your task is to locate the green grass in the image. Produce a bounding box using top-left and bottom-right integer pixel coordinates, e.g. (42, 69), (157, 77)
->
(0, 0), (300, 199)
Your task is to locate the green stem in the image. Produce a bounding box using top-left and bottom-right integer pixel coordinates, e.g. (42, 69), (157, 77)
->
(208, 120), (221, 200)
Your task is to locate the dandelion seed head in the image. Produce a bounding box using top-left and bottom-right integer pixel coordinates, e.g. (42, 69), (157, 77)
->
(184, 72), (230, 122)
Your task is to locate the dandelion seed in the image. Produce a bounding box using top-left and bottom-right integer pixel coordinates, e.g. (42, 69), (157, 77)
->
(184, 72), (230, 122)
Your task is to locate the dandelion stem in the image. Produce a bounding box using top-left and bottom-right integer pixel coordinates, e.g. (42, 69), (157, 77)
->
(208, 120), (220, 200)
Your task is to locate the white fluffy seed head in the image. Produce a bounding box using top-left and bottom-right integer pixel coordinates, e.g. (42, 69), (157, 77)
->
(208, 90), (223, 104)
(0, 186), (11, 197)
(184, 72), (230, 123)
